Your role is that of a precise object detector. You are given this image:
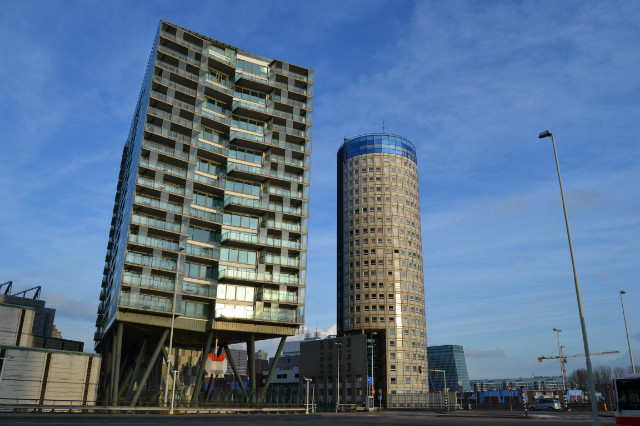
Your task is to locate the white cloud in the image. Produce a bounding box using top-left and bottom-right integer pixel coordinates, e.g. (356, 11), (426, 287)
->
(465, 348), (506, 358)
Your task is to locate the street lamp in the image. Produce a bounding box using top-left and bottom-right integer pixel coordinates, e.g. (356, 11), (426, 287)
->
(428, 368), (447, 411)
(335, 341), (342, 412)
(538, 130), (599, 426)
(369, 332), (377, 411)
(304, 377), (312, 414)
(619, 291), (636, 374)
(169, 369), (180, 415)
(553, 328), (567, 407)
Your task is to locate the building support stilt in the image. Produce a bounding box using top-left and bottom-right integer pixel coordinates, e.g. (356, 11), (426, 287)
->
(224, 344), (246, 393)
(260, 336), (287, 401)
(191, 330), (214, 405)
(124, 338), (147, 402)
(248, 334), (256, 394)
(112, 322), (123, 404)
(130, 329), (169, 406)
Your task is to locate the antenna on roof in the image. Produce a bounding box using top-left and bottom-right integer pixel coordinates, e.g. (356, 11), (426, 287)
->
(382, 118), (385, 133)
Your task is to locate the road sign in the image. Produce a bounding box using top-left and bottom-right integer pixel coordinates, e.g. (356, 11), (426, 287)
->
(372, 389), (375, 395)
(367, 376), (373, 385)
(606, 384), (612, 391)
(507, 386), (513, 391)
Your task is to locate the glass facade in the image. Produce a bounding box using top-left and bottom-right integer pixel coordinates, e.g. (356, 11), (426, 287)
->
(427, 345), (471, 392)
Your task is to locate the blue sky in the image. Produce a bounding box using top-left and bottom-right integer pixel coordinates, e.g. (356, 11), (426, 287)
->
(1, 1), (638, 379)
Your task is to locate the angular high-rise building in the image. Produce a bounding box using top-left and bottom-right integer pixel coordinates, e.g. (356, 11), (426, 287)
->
(427, 345), (471, 392)
(95, 21), (313, 404)
(337, 134), (427, 402)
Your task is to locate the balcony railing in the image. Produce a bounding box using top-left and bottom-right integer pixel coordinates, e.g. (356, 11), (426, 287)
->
(255, 309), (299, 323)
(139, 158), (187, 178)
(150, 91), (195, 112)
(265, 154), (305, 168)
(147, 107), (194, 130)
(196, 138), (228, 156)
(230, 130), (264, 144)
(199, 106), (232, 126)
(265, 185), (302, 199)
(122, 272), (175, 292)
(152, 75), (197, 97)
(131, 213), (181, 232)
(233, 100), (267, 114)
(221, 230), (300, 250)
(156, 59), (200, 82)
(128, 234), (180, 251)
(264, 220), (301, 233)
(204, 76), (234, 96)
(125, 252), (177, 271)
(134, 194), (184, 214)
(218, 269), (298, 285)
(142, 140), (190, 161)
(157, 44), (202, 69)
(144, 123), (193, 145)
(205, 46), (236, 66)
(224, 195), (260, 209)
(260, 254), (300, 268)
(271, 66), (311, 82)
(189, 207), (223, 223)
(136, 176), (185, 196)
(120, 293), (173, 313)
(193, 172), (226, 189)
(268, 123), (309, 139)
(185, 243), (219, 260)
(258, 290), (299, 304)
(271, 95), (312, 111)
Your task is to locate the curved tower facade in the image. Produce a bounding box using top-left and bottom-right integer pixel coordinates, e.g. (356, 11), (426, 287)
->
(337, 134), (428, 399)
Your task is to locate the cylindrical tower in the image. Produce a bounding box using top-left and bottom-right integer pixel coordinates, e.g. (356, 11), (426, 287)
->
(337, 133), (428, 399)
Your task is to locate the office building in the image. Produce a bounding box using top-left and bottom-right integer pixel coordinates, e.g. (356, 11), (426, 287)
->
(94, 21), (313, 405)
(337, 134), (428, 403)
(426, 345), (471, 392)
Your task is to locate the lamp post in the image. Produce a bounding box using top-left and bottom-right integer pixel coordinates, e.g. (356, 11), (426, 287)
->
(164, 247), (183, 406)
(538, 130), (599, 425)
(428, 368), (447, 411)
(369, 332), (377, 411)
(553, 328), (567, 408)
(169, 369), (180, 414)
(304, 377), (312, 414)
(619, 291), (636, 374)
(335, 341), (342, 412)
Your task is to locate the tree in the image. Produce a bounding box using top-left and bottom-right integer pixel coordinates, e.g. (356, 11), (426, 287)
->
(568, 368), (588, 392)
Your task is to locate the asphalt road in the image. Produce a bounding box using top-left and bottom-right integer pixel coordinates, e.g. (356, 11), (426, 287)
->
(0, 411), (618, 426)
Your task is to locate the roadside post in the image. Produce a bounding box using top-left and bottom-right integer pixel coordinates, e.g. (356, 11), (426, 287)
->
(521, 387), (528, 417)
(507, 385), (513, 412)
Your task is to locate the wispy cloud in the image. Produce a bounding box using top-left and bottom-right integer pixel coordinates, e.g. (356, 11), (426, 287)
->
(465, 348), (506, 358)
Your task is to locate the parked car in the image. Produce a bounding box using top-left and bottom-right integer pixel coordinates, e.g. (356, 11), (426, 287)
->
(529, 398), (562, 411)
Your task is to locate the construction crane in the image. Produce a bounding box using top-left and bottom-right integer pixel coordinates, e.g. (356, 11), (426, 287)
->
(538, 349), (619, 391)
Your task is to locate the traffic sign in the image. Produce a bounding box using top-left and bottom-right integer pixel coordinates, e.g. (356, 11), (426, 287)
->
(606, 384), (612, 391)
(372, 389), (375, 395)
(507, 386), (513, 391)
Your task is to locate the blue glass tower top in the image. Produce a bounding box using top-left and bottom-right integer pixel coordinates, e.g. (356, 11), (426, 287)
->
(341, 133), (417, 163)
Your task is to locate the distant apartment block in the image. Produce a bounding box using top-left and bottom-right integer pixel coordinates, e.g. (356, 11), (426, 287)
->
(94, 21), (313, 405)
